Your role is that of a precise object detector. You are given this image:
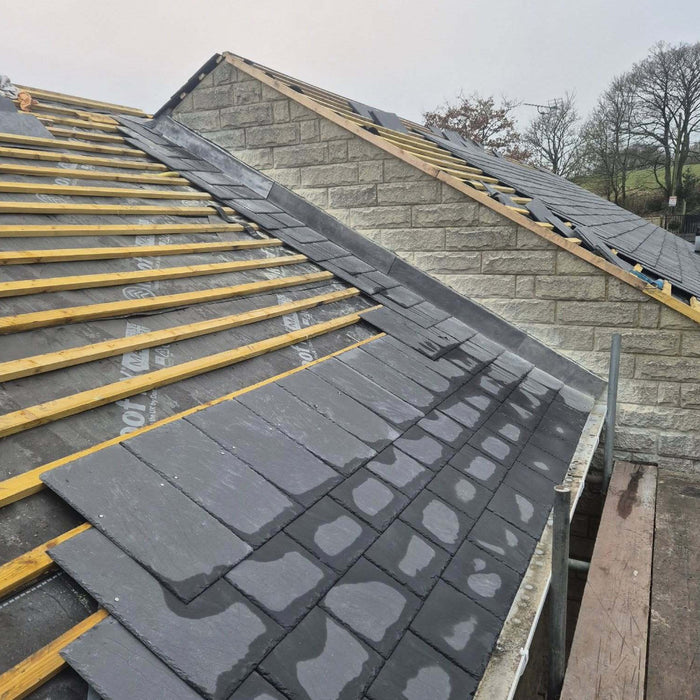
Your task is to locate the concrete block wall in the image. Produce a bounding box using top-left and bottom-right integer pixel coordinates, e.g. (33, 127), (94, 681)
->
(173, 60), (700, 474)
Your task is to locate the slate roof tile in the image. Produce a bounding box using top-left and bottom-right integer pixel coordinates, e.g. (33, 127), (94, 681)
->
(364, 446), (433, 497)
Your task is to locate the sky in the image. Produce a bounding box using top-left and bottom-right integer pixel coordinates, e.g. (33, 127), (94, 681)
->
(1, 0), (699, 128)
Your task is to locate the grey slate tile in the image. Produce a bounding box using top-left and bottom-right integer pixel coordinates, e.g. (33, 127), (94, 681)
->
(504, 462), (558, 505)
(228, 673), (288, 699)
(227, 534), (335, 628)
(400, 492), (472, 554)
(365, 520), (449, 597)
(517, 442), (570, 482)
(410, 580), (501, 677)
(310, 358), (423, 429)
(442, 540), (520, 620)
(283, 226), (326, 244)
(527, 430), (577, 463)
(338, 347), (439, 410)
(366, 631), (478, 700)
(285, 497), (377, 573)
(331, 469), (409, 531)
(279, 371), (400, 451)
(496, 401), (541, 432)
(439, 389), (497, 431)
(488, 483), (550, 539)
(61, 618), (202, 700)
(42, 444), (250, 603)
(49, 529), (283, 700)
(380, 336), (466, 382)
(359, 339), (453, 395)
(427, 466), (492, 520)
(259, 607), (382, 700)
(435, 317), (476, 344)
(364, 446), (432, 497)
(448, 444), (507, 492)
(467, 428), (519, 467)
(126, 420), (300, 547)
(187, 401), (341, 506)
(331, 256), (375, 274)
(237, 383), (375, 475)
(393, 426), (455, 471)
(469, 511), (537, 574)
(418, 410), (472, 449)
(381, 285), (424, 308)
(321, 558), (421, 656)
(484, 412), (532, 447)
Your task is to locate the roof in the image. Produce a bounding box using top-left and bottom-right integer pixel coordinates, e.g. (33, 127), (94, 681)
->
(0, 78), (602, 700)
(189, 52), (700, 322)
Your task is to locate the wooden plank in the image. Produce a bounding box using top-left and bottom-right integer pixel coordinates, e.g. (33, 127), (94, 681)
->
(45, 127), (127, 144)
(16, 84), (148, 116)
(33, 113), (120, 132)
(0, 312), (362, 438)
(0, 610), (109, 700)
(0, 181), (210, 200)
(0, 222), (252, 238)
(0, 239), (281, 264)
(0, 270), (332, 333)
(0, 288), (358, 381)
(0, 523), (91, 599)
(646, 472), (700, 699)
(0, 132), (143, 156)
(0, 332), (383, 509)
(561, 462), (657, 700)
(0, 253), (306, 297)
(0, 163), (188, 185)
(0, 202), (233, 217)
(0, 146), (166, 170)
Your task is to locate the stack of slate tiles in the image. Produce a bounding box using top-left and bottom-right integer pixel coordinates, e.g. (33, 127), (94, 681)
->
(43, 326), (594, 700)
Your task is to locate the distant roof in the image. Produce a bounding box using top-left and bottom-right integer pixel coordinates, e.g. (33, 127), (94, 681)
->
(198, 52), (700, 319)
(0, 78), (601, 700)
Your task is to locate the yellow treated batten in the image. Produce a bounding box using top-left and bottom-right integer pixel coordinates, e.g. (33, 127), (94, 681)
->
(0, 609), (109, 699)
(17, 84), (148, 117)
(0, 132), (142, 156)
(0, 523), (91, 599)
(0, 312), (362, 438)
(0, 222), (252, 238)
(0, 253), (306, 297)
(0, 145), (166, 170)
(0, 163), (188, 185)
(34, 113), (120, 132)
(0, 289), (359, 382)
(0, 333), (383, 508)
(0, 238), (281, 264)
(46, 126), (127, 144)
(0, 202), (232, 216)
(0, 181), (211, 200)
(0, 270), (332, 332)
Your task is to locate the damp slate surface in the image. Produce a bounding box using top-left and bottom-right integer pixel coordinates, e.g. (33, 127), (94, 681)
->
(48, 325), (596, 700)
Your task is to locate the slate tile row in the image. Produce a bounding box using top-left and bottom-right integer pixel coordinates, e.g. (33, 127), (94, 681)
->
(48, 328), (594, 700)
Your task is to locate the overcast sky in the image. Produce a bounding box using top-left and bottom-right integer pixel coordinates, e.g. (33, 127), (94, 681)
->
(2, 0), (699, 127)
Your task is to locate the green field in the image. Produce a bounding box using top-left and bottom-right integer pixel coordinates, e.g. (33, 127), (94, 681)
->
(578, 163), (700, 194)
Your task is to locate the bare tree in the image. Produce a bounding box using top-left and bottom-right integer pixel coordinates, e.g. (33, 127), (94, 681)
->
(630, 41), (700, 204)
(423, 93), (530, 160)
(582, 76), (637, 204)
(524, 93), (583, 177)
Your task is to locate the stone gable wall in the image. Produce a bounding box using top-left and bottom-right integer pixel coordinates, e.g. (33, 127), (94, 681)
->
(173, 61), (700, 473)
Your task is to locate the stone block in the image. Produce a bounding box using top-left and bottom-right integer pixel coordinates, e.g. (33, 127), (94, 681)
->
(300, 162), (358, 187)
(377, 182), (441, 205)
(412, 203), (479, 227)
(515, 275), (535, 297)
(659, 306), (698, 329)
(319, 118), (353, 139)
(680, 383), (700, 408)
(300, 119), (320, 142)
(232, 147), (274, 169)
(680, 330), (700, 357)
(272, 100), (290, 122)
(594, 328), (680, 355)
(328, 185), (377, 208)
(246, 123), (299, 147)
(535, 275), (606, 300)
(483, 299), (556, 324)
(482, 250), (555, 275)
(273, 143), (328, 168)
(198, 128), (245, 149)
(437, 274), (516, 299)
(332, 205), (410, 229)
(516, 226), (552, 249)
(220, 103), (273, 128)
(445, 226), (518, 250)
(606, 276), (648, 301)
(176, 109), (220, 132)
(635, 356), (700, 382)
(383, 158), (426, 181)
(658, 382), (680, 406)
(412, 251), (481, 273)
(556, 250), (600, 275)
(556, 302), (639, 326)
(376, 228), (444, 251)
(329, 140), (350, 164)
(347, 138), (385, 161)
(193, 86), (234, 110)
(262, 168), (301, 188)
(261, 83), (287, 101)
